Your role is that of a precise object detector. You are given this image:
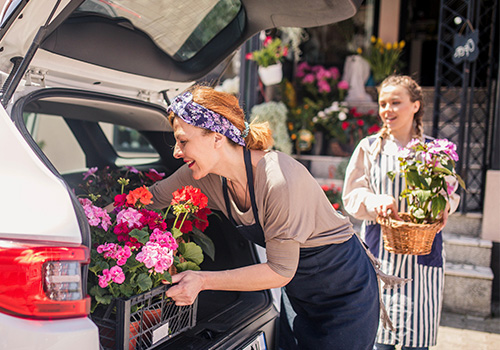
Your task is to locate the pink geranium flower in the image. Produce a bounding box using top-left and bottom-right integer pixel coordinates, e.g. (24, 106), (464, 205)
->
(136, 241), (174, 274)
(337, 80), (349, 90)
(117, 207), (143, 228)
(302, 73), (315, 84)
(317, 80), (331, 93)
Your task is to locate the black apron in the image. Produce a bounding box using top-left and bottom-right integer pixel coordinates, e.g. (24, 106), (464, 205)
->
(223, 148), (379, 350)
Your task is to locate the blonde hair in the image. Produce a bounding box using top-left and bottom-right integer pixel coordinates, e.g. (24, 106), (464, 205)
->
(168, 85), (274, 150)
(378, 75), (424, 140)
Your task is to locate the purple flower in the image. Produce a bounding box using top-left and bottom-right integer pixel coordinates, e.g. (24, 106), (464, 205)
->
(125, 166), (139, 174)
(79, 198), (112, 230)
(83, 167), (98, 180)
(430, 139), (459, 161)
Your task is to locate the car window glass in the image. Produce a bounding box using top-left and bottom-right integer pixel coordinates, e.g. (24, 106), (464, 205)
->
(76, 0), (242, 61)
(99, 122), (160, 165)
(24, 112), (86, 174)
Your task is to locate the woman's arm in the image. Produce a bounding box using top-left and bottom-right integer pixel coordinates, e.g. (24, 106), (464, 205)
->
(343, 138), (400, 220)
(165, 263), (292, 306)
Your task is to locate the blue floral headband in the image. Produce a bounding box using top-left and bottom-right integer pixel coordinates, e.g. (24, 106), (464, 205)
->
(167, 91), (247, 146)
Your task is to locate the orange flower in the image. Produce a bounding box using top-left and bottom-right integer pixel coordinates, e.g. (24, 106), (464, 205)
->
(126, 186), (153, 207)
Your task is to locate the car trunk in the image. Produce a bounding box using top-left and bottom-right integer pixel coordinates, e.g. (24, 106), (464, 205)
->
(10, 88), (278, 349)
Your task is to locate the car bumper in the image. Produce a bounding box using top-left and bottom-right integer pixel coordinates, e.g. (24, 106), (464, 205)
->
(0, 313), (99, 350)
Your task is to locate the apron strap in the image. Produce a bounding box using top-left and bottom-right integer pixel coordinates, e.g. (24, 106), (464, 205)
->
(222, 147), (262, 229)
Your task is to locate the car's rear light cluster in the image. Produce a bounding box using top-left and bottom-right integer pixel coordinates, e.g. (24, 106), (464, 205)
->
(0, 239), (91, 319)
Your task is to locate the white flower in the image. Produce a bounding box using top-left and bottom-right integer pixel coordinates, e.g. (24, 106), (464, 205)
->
(330, 101), (340, 111)
(318, 111), (326, 118)
(338, 111), (347, 121)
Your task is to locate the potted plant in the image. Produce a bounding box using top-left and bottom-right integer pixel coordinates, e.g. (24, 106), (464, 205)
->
(313, 104), (381, 156)
(246, 35), (288, 85)
(250, 101), (293, 154)
(360, 36), (405, 84)
(377, 138), (466, 255)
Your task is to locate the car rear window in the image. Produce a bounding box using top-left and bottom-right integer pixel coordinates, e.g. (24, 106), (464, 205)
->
(76, 0), (242, 61)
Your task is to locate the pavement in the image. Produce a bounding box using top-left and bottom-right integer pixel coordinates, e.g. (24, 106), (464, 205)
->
(430, 312), (500, 350)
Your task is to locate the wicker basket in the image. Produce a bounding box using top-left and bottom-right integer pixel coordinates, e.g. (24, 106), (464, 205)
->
(376, 213), (443, 255)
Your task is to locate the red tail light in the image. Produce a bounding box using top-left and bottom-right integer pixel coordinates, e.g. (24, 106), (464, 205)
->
(0, 239), (91, 319)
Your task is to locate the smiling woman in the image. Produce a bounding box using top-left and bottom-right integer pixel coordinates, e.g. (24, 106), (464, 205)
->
(147, 85), (381, 350)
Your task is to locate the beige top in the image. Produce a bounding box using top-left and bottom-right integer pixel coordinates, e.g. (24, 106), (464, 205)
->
(149, 151), (354, 278)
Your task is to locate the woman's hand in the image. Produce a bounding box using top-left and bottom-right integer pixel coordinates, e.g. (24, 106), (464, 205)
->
(104, 202), (115, 213)
(370, 194), (401, 220)
(164, 270), (204, 306)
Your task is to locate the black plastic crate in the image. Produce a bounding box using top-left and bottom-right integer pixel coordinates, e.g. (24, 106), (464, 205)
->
(91, 285), (197, 350)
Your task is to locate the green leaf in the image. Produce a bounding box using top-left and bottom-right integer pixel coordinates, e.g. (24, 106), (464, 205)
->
(119, 283), (134, 298)
(406, 171), (422, 188)
(178, 242), (204, 265)
(161, 271), (172, 284)
(456, 174), (467, 190)
(176, 261), (201, 272)
(129, 228), (149, 244)
(432, 195), (447, 220)
(414, 189), (431, 204)
(94, 293), (113, 305)
(190, 227), (216, 261)
(89, 285), (106, 297)
(434, 167), (452, 175)
(171, 227), (183, 239)
(413, 208), (426, 220)
(387, 171), (396, 181)
(89, 260), (108, 274)
(136, 273), (153, 292)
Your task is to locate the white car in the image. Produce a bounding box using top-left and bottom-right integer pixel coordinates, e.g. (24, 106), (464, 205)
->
(0, 1), (361, 349)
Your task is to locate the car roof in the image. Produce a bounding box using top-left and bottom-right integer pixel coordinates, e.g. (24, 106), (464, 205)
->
(0, 0), (361, 86)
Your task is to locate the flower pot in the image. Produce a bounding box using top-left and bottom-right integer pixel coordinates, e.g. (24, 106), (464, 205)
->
(258, 62), (283, 86)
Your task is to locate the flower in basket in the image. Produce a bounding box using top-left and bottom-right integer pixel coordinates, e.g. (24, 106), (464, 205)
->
(245, 36), (288, 67)
(75, 168), (214, 313)
(387, 138), (466, 224)
(360, 36), (405, 84)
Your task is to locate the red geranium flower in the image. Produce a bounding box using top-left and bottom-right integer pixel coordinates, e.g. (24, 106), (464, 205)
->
(126, 186), (153, 207)
(144, 169), (165, 182)
(193, 207), (212, 232)
(171, 185), (208, 210)
(114, 193), (127, 208)
(368, 124), (381, 134)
